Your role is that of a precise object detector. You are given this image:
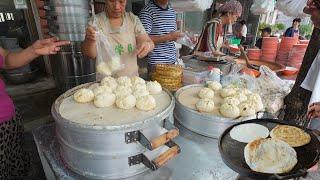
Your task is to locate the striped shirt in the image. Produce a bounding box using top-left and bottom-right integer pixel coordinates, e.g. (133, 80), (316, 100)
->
(139, 0), (177, 65)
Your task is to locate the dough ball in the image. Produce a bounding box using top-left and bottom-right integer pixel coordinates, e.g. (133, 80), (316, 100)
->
(136, 95), (156, 111)
(117, 76), (132, 87)
(147, 81), (162, 95)
(74, 88), (94, 103)
(115, 85), (133, 98)
(93, 92), (116, 108)
(207, 81), (222, 91)
(108, 56), (122, 72)
(133, 88), (150, 98)
(132, 83), (147, 91)
(231, 92), (248, 103)
(88, 83), (99, 90)
(198, 88), (215, 99)
(247, 93), (264, 111)
(93, 85), (113, 96)
(220, 103), (240, 118)
(196, 98), (215, 113)
(223, 97), (241, 106)
(101, 76), (118, 91)
(116, 95), (136, 110)
(239, 88), (252, 95)
(96, 62), (111, 76)
(220, 88), (237, 98)
(131, 76), (146, 86)
(239, 101), (257, 117)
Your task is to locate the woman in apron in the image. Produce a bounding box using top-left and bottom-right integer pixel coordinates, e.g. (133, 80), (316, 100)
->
(82, 0), (154, 77)
(193, 0), (242, 56)
(0, 38), (69, 178)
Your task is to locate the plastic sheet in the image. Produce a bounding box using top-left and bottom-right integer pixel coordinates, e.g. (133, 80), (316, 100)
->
(276, 0), (309, 17)
(250, 0), (275, 15)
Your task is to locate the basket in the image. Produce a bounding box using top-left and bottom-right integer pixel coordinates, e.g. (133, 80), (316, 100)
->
(151, 64), (183, 91)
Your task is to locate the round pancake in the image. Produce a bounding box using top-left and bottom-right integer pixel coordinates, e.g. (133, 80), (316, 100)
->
(270, 125), (311, 147)
(230, 123), (269, 143)
(244, 138), (297, 174)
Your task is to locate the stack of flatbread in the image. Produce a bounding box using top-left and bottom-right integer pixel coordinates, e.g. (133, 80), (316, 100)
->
(230, 124), (312, 174)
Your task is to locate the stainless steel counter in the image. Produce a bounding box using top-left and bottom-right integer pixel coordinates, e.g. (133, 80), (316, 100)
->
(33, 121), (320, 180)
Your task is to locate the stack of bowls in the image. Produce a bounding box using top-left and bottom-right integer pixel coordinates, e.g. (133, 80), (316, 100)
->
(276, 37), (298, 66)
(287, 44), (308, 69)
(247, 49), (261, 60)
(261, 37), (279, 62)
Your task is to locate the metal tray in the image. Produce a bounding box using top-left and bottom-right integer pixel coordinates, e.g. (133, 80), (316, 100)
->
(219, 119), (320, 180)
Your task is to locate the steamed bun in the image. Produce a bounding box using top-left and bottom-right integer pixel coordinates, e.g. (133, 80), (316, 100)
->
(96, 62), (111, 76)
(198, 88), (215, 99)
(147, 81), (162, 95)
(115, 85), (132, 98)
(93, 92), (116, 108)
(223, 97), (241, 106)
(131, 76), (145, 86)
(117, 76), (132, 87)
(207, 81), (222, 91)
(116, 95), (136, 110)
(74, 88), (94, 103)
(239, 101), (256, 117)
(93, 85), (113, 96)
(101, 76), (118, 91)
(136, 95), (156, 111)
(133, 88), (150, 98)
(220, 103), (240, 118)
(196, 98), (215, 113)
(220, 88), (237, 98)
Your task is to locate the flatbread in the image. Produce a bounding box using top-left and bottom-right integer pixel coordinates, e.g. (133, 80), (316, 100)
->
(244, 138), (297, 174)
(270, 125), (311, 147)
(230, 123), (269, 143)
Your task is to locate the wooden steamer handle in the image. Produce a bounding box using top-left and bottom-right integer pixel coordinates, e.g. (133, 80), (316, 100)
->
(150, 129), (179, 150)
(153, 145), (180, 168)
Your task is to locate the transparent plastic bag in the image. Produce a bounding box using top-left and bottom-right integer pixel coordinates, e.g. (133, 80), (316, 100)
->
(276, 0), (309, 17)
(221, 64), (257, 91)
(90, 15), (124, 81)
(176, 33), (195, 49)
(250, 0), (275, 15)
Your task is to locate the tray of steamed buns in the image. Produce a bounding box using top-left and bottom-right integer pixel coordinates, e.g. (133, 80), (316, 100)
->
(219, 119), (320, 179)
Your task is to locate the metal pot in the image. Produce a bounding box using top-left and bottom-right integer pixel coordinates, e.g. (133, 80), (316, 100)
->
(174, 84), (240, 139)
(3, 67), (38, 85)
(52, 83), (180, 179)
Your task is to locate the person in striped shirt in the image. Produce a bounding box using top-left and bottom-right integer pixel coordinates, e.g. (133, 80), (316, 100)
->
(139, 0), (183, 71)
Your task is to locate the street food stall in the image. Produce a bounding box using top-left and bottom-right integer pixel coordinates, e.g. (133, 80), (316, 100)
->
(27, 0), (320, 180)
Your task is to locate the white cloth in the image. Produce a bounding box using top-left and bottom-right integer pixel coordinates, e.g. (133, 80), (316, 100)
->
(301, 50), (320, 130)
(241, 25), (247, 38)
(301, 50), (320, 105)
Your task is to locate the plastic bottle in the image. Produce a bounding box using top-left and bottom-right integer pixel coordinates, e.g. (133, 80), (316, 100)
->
(205, 66), (221, 83)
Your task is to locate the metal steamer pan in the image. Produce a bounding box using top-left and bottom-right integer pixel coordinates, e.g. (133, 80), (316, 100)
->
(52, 83), (180, 179)
(174, 84), (239, 139)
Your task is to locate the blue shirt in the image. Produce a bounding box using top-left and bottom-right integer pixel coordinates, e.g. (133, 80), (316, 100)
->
(139, 0), (177, 65)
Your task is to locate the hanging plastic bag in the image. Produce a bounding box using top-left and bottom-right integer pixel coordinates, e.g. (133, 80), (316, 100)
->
(90, 14), (124, 81)
(176, 33), (195, 49)
(250, 0), (275, 15)
(276, 0), (309, 17)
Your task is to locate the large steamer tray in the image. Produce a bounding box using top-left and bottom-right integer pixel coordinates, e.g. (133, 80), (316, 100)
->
(219, 119), (320, 180)
(174, 84), (254, 139)
(52, 83), (181, 179)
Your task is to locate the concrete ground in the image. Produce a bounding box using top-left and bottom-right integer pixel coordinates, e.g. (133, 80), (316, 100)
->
(10, 82), (58, 180)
